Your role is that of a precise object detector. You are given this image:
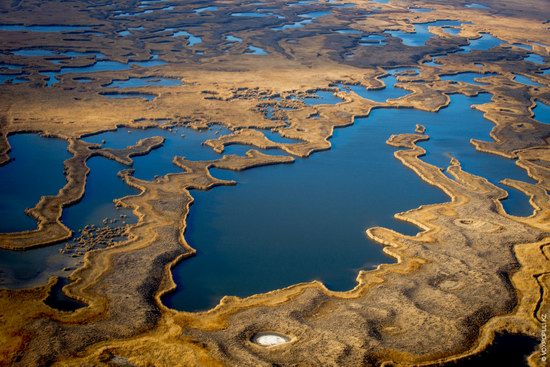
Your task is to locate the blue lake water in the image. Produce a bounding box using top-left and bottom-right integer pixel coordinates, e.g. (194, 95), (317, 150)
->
(172, 31), (202, 46)
(387, 20), (462, 47)
(13, 49), (57, 56)
(303, 90), (344, 105)
(513, 43), (532, 51)
(458, 33), (503, 53)
(164, 91), (533, 311)
(524, 54), (544, 65)
(225, 35), (243, 43)
(0, 126), (231, 287)
(534, 100), (550, 124)
(83, 127), (226, 180)
(106, 77), (181, 88)
(0, 24), (90, 32)
(337, 74), (411, 102)
(410, 8), (432, 12)
(443, 334), (536, 367)
(0, 74), (28, 84)
(440, 72), (496, 86)
(335, 29), (362, 35)
(514, 74), (542, 87)
(45, 56), (166, 86)
(231, 12), (270, 17)
(246, 45), (268, 55)
(194, 6), (218, 14)
(61, 157), (138, 231)
(0, 134), (70, 233)
(360, 34), (386, 46)
(465, 3), (490, 9)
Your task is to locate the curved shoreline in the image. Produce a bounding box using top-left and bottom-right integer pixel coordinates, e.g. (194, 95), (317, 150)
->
(0, 0), (548, 365)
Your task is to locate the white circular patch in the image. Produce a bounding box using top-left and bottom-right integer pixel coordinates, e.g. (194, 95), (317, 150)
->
(252, 333), (290, 346)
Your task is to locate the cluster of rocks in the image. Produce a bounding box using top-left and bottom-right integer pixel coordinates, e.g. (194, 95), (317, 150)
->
(60, 219), (129, 258)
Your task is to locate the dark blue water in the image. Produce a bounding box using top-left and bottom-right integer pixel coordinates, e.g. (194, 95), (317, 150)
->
(303, 90), (344, 105)
(0, 74), (28, 84)
(458, 33), (503, 53)
(61, 157), (138, 230)
(44, 277), (86, 312)
(45, 56), (166, 86)
(534, 100), (550, 124)
(106, 77), (181, 88)
(388, 20), (463, 47)
(336, 74), (411, 103)
(440, 72), (496, 86)
(360, 34), (386, 46)
(83, 127), (226, 180)
(163, 91), (535, 311)
(231, 12), (271, 17)
(443, 334), (537, 367)
(524, 54), (544, 65)
(0, 24), (90, 32)
(514, 74), (542, 87)
(0, 134), (70, 232)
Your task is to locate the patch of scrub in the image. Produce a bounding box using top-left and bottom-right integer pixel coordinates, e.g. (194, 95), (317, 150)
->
(100, 91), (157, 101)
(261, 129), (303, 144)
(0, 134), (70, 233)
(246, 45), (268, 55)
(387, 20), (463, 47)
(533, 100), (550, 124)
(106, 77), (181, 88)
(440, 72), (496, 86)
(252, 332), (291, 346)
